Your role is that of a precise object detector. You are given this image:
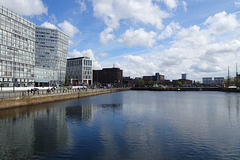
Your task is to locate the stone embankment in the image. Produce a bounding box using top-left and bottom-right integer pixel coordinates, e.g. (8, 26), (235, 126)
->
(0, 88), (130, 110)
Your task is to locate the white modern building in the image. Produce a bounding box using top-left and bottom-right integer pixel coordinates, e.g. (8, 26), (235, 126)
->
(202, 77), (212, 84)
(66, 57), (93, 85)
(35, 26), (69, 86)
(214, 77), (224, 84)
(0, 5), (35, 87)
(203, 77), (224, 85)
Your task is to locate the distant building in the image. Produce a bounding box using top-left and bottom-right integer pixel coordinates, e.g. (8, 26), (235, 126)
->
(35, 26), (69, 86)
(202, 77), (212, 84)
(123, 77), (134, 87)
(182, 74), (187, 80)
(93, 68), (123, 86)
(214, 77), (224, 84)
(143, 73), (164, 82)
(66, 57), (93, 85)
(173, 74), (192, 86)
(203, 77), (224, 85)
(143, 76), (155, 81)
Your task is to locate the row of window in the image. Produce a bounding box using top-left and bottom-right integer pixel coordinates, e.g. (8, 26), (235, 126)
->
(0, 6), (35, 28)
(67, 59), (93, 67)
(0, 71), (34, 78)
(0, 17), (35, 40)
(36, 28), (68, 41)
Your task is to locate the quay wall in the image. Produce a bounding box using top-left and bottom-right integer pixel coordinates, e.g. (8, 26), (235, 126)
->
(131, 87), (222, 91)
(0, 88), (130, 110)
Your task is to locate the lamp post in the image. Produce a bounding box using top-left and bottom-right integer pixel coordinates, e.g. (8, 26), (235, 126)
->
(12, 51), (15, 93)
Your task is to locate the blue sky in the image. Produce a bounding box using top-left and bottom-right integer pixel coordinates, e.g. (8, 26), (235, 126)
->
(1, 0), (240, 81)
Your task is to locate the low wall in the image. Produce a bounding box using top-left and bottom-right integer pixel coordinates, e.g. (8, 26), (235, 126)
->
(0, 88), (130, 110)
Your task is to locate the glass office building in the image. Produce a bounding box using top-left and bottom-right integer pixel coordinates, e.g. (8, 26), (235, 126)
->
(0, 6), (35, 87)
(66, 57), (93, 85)
(35, 26), (69, 86)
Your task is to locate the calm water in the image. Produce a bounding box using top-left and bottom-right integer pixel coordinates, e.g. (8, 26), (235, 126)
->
(0, 91), (240, 160)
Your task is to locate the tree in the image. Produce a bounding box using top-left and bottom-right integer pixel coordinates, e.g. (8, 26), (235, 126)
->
(223, 76), (235, 87)
(135, 79), (145, 87)
(177, 81), (182, 86)
(148, 80), (154, 86)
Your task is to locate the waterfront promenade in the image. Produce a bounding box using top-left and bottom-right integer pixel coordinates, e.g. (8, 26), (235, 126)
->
(0, 87), (130, 110)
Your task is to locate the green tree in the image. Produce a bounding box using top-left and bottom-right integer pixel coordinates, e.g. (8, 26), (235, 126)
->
(148, 80), (154, 86)
(135, 79), (145, 87)
(177, 81), (182, 86)
(223, 77), (235, 87)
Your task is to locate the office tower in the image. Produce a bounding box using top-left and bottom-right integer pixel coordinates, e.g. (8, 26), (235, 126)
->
(0, 5), (35, 87)
(35, 26), (69, 86)
(66, 57), (93, 85)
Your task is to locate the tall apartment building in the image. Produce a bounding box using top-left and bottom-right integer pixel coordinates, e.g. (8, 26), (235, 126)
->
(66, 57), (93, 85)
(0, 6), (35, 87)
(35, 26), (69, 86)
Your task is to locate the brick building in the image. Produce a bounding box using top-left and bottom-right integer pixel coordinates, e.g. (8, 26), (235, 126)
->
(93, 68), (123, 87)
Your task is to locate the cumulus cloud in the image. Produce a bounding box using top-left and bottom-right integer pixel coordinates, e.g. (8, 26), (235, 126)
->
(161, 0), (178, 10)
(204, 11), (239, 34)
(58, 20), (80, 37)
(119, 28), (157, 48)
(41, 22), (58, 29)
(0, 0), (47, 16)
(175, 25), (211, 48)
(158, 22), (181, 40)
(115, 11), (240, 80)
(68, 49), (102, 69)
(100, 28), (115, 44)
(91, 0), (169, 44)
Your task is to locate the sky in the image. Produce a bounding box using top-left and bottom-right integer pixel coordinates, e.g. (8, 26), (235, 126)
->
(0, 0), (240, 81)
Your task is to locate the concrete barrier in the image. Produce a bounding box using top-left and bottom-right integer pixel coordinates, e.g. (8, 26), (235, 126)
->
(0, 88), (130, 110)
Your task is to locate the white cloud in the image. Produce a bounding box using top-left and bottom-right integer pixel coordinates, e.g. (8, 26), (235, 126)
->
(58, 20), (80, 37)
(175, 25), (212, 48)
(161, 0), (178, 10)
(76, 0), (87, 13)
(49, 14), (57, 24)
(119, 28), (157, 48)
(204, 11), (239, 34)
(40, 22), (58, 29)
(91, 0), (169, 44)
(182, 1), (187, 11)
(99, 52), (109, 57)
(92, 0), (168, 30)
(0, 0), (47, 16)
(115, 11), (240, 80)
(235, 0), (240, 7)
(100, 28), (115, 44)
(68, 49), (102, 69)
(158, 22), (181, 40)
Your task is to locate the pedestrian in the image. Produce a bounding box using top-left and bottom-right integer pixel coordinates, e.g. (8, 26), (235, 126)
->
(28, 89), (29, 96)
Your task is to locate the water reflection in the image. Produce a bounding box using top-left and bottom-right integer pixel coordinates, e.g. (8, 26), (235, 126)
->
(0, 91), (240, 160)
(66, 105), (94, 122)
(0, 104), (68, 159)
(226, 93), (240, 123)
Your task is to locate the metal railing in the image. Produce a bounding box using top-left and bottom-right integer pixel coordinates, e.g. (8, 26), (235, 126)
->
(0, 88), (109, 99)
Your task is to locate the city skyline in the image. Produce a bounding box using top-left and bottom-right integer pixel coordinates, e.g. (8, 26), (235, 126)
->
(0, 0), (240, 81)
